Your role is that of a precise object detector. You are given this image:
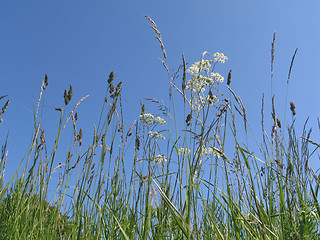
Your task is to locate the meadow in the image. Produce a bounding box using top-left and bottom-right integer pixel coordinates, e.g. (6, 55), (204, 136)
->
(0, 16), (319, 239)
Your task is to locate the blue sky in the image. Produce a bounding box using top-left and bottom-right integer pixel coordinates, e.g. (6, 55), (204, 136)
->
(1, 1), (320, 181)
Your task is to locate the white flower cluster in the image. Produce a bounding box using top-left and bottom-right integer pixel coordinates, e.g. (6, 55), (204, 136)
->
(154, 154), (167, 163)
(196, 144), (221, 158)
(185, 52), (227, 111)
(213, 52), (228, 63)
(148, 131), (165, 139)
(186, 75), (215, 93)
(187, 59), (212, 74)
(139, 113), (167, 126)
(178, 147), (191, 156)
(211, 72), (224, 83)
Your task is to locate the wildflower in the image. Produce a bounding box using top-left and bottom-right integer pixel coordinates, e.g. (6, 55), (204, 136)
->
(178, 148), (191, 156)
(148, 131), (165, 139)
(187, 59), (212, 74)
(140, 113), (166, 125)
(213, 52), (228, 63)
(211, 72), (224, 83)
(155, 116), (166, 125)
(154, 154), (167, 163)
(140, 113), (155, 125)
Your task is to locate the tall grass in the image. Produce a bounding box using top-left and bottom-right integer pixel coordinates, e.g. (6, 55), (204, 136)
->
(0, 16), (319, 239)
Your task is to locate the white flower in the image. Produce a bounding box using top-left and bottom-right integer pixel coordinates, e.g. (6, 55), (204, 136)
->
(155, 116), (166, 125)
(211, 72), (224, 83)
(154, 154), (167, 163)
(140, 113), (166, 126)
(148, 131), (165, 139)
(213, 52), (228, 63)
(178, 148), (191, 156)
(140, 113), (155, 125)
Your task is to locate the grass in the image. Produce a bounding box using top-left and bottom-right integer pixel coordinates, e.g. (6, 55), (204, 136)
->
(0, 16), (320, 239)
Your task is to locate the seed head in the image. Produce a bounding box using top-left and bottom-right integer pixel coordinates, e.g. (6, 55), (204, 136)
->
(290, 102), (296, 116)
(78, 128), (83, 140)
(64, 89), (69, 105)
(0, 100), (9, 117)
(109, 82), (114, 94)
(107, 71), (114, 84)
(44, 74), (48, 86)
(186, 112), (192, 126)
(227, 70), (232, 85)
(68, 85), (73, 101)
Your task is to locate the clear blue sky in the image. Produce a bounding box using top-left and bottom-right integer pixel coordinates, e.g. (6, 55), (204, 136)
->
(1, 1), (320, 181)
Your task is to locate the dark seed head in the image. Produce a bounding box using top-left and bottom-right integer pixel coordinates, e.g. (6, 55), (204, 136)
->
(78, 128), (83, 140)
(227, 69), (232, 85)
(135, 137), (140, 150)
(109, 82), (114, 94)
(276, 118), (281, 128)
(290, 102), (296, 116)
(107, 71), (114, 84)
(68, 85), (73, 101)
(64, 89), (69, 105)
(44, 74), (48, 86)
(186, 112), (192, 126)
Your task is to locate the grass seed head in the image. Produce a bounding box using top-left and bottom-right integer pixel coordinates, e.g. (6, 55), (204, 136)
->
(78, 128), (83, 140)
(290, 101), (296, 116)
(40, 130), (45, 144)
(64, 89), (69, 105)
(0, 99), (9, 117)
(186, 112), (192, 126)
(109, 82), (114, 94)
(227, 69), (232, 85)
(44, 74), (48, 86)
(107, 71), (114, 84)
(68, 85), (73, 101)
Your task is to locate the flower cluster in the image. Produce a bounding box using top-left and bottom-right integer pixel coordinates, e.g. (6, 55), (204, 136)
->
(139, 113), (166, 126)
(213, 52), (228, 63)
(187, 59), (212, 74)
(211, 72), (224, 83)
(178, 147), (191, 156)
(148, 131), (165, 139)
(185, 52), (227, 111)
(154, 154), (167, 163)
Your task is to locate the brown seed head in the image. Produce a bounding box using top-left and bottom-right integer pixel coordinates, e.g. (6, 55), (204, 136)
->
(40, 130), (45, 144)
(109, 82), (114, 94)
(78, 128), (83, 140)
(107, 71), (114, 84)
(68, 85), (73, 101)
(44, 74), (48, 86)
(0, 100), (9, 117)
(227, 70), (232, 85)
(276, 118), (281, 128)
(64, 89), (69, 105)
(290, 102), (296, 116)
